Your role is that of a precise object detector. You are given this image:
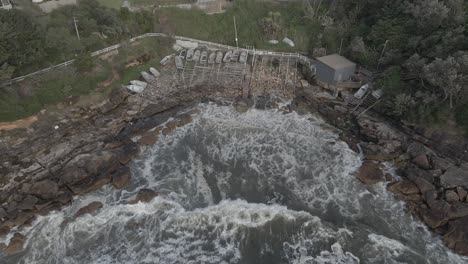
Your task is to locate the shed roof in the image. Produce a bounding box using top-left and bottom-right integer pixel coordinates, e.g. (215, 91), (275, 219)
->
(316, 54), (355, 70)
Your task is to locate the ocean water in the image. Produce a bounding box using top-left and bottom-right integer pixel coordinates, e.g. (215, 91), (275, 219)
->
(2, 103), (467, 264)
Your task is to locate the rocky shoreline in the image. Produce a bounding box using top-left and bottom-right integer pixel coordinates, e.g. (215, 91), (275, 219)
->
(293, 88), (468, 256)
(0, 83), (468, 257)
(0, 84), (239, 255)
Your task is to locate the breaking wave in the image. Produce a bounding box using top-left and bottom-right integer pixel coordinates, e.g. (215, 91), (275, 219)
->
(2, 103), (467, 264)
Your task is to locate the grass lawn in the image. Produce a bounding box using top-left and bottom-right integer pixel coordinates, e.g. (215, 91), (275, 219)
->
(98, 0), (194, 9)
(156, 0), (315, 52)
(98, 0), (124, 9)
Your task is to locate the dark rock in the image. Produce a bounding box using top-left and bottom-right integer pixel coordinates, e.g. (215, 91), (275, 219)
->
(34, 201), (51, 211)
(16, 195), (39, 211)
(176, 113), (193, 127)
(118, 142), (139, 164)
(3, 233), (26, 256)
(59, 166), (87, 186)
(56, 189), (73, 205)
(446, 190), (460, 203)
(138, 131), (159, 146)
(457, 187), (467, 202)
(421, 200), (450, 228)
(0, 207), (6, 220)
(427, 169), (442, 178)
(30, 180), (59, 200)
(406, 171), (435, 194)
(448, 203), (468, 219)
(161, 121), (178, 136)
(13, 211), (34, 226)
(444, 216), (468, 255)
(397, 194), (422, 202)
(112, 166), (131, 189)
(412, 154), (431, 170)
(406, 142), (430, 158)
(356, 161), (384, 184)
(444, 217), (468, 255)
(37, 202), (62, 216)
(75, 201), (103, 218)
(432, 156), (454, 172)
(68, 173), (111, 195)
(387, 181), (420, 195)
(360, 142), (399, 161)
(357, 118), (402, 142)
(130, 189), (158, 204)
(405, 166), (436, 184)
(0, 226), (10, 237)
(440, 166), (468, 189)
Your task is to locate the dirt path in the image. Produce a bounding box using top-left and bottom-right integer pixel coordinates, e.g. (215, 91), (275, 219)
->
(0, 115), (38, 131)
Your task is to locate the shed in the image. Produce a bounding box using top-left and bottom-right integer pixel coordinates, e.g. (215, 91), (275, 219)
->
(315, 54), (356, 85)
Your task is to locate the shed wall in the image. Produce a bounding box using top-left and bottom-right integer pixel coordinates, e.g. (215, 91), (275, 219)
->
(315, 62), (335, 84)
(334, 64), (356, 83)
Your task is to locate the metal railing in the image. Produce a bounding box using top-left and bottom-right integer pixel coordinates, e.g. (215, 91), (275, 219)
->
(1, 32), (311, 88)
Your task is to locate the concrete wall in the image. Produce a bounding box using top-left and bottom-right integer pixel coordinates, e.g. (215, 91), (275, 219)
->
(316, 61), (356, 84)
(315, 61), (336, 84)
(334, 64), (355, 83)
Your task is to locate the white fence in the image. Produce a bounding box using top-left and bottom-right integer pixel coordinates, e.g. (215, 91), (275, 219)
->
(1, 33), (311, 88)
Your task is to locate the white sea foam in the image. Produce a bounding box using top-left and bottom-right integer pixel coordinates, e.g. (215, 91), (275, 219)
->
(4, 103), (468, 264)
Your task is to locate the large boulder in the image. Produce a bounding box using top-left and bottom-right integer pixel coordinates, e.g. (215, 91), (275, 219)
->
(357, 118), (404, 142)
(3, 233), (26, 256)
(67, 173), (111, 195)
(16, 195), (39, 211)
(412, 154), (431, 170)
(356, 161), (384, 184)
(457, 187), (467, 202)
(387, 181), (420, 195)
(440, 166), (468, 189)
(444, 216), (468, 255)
(360, 142), (400, 161)
(30, 180), (59, 200)
(129, 189), (158, 204)
(446, 190), (460, 203)
(111, 166), (131, 189)
(406, 142), (431, 158)
(420, 200), (450, 228)
(431, 156), (454, 171)
(75, 201), (103, 218)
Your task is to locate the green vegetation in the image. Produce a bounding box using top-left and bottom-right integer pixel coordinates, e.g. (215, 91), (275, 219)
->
(1, 0), (468, 135)
(155, 0), (313, 51)
(0, 37), (172, 121)
(0, 0), (154, 78)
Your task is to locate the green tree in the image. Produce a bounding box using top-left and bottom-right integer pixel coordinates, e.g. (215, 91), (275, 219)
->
(0, 10), (46, 75)
(74, 53), (95, 74)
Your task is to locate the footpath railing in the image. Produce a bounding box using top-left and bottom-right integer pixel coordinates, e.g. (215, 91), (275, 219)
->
(1, 32), (311, 88)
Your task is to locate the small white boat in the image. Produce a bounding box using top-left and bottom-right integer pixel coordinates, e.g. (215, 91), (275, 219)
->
(208, 52), (216, 64)
(160, 55), (173, 65)
(130, 80), (147, 88)
(239, 51), (248, 64)
(179, 49), (187, 59)
(223, 51), (232, 63)
(186, 49), (195, 61)
(149, 67), (160, 77)
(215, 51), (223, 64)
(175, 56), (184, 69)
(354, 84), (368, 99)
(141, 71), (155, 82)
(200, 51), (208, 64)
(193, 50), (201, 62)
(126, 85), (145, 93)
(231, 50), (240, 62)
